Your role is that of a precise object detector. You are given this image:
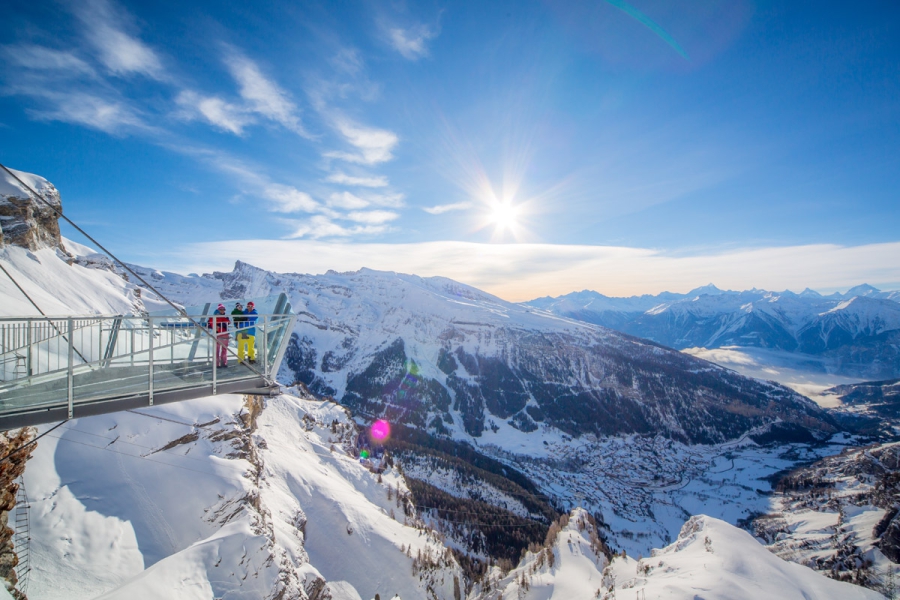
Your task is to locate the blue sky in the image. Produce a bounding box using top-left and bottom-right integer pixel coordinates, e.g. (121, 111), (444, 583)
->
(2, 0), (899, 299)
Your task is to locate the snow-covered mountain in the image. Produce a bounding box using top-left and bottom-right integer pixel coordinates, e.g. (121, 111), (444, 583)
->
(1, 168), (892, 599)
(528, 284), (900, 378)
(477, 509), (882, 600)
(129, 261), (836, 447)
(753, 440), (900, 592)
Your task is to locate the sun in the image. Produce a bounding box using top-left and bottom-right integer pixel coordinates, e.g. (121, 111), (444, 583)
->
(489, 201), (519, 232)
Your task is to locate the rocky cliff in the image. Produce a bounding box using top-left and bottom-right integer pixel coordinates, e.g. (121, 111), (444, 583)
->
(0, 168), (64, 252)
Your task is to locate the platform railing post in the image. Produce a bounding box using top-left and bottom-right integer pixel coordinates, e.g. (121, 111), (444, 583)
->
(26, 319), (32, 377)
(67, 317), (74, 419)
(262, 316), (269, 381)
(148, 317), (154, 406)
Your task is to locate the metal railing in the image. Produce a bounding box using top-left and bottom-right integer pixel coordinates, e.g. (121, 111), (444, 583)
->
(0, 294), (295, 420)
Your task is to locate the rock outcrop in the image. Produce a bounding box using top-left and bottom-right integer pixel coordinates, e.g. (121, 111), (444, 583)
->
(0, 428), (36, 599)
(0, 168), (64, 252)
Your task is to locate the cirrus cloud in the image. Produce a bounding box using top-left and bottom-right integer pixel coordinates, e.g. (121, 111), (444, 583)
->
(224, 51), (309, 137)
(422, 201), (472, 215)
(386, 24), (438, 60)
(72, 0), (164, 79)
(326, 172), (389, 188)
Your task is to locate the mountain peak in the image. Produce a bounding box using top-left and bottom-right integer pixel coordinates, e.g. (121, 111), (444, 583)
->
(845, 284), (880, 297)
(688, 283), (723, 296)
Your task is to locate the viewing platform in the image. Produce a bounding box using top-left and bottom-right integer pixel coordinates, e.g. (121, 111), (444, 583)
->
(0, 293), (296, 430)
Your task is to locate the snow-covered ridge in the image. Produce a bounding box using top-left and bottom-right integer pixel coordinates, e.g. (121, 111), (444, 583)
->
(479, 510), (883, 600)
(529, 284), (900, 378)
(599, 515), (884, 600)
(117, 259), (835, 445)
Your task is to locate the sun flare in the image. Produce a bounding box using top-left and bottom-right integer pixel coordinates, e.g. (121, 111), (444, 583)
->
(490, 201), (519, 231)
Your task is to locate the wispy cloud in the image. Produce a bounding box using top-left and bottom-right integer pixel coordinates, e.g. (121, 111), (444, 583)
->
(330, 48), (364, 76)
(386, 24), (438, 60)
(24, 90), (147, 134)
(324, 117), (398, 165)
(326, 172), (389, 188)
(286, 215), (391, 239)
(0, 44), (144, 133)
(224, 51), (309, 137)
(423, 201), (472, 215)
(263, 183), (320, 213)
(363, 192), (405, 208)
(175, 90), (254, 135)
(328, 191), (370, 210)
(172, 146), (401, 238)
(72, 0), (164, 79)
(0, 44), (95, 76)
(345, 210), (399, 224)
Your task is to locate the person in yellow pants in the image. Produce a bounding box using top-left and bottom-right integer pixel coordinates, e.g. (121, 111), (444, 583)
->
(238, 301), (258, 363)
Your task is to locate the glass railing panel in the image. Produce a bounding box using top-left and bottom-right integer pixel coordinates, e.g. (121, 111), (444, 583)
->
(0, 297), (295, 417)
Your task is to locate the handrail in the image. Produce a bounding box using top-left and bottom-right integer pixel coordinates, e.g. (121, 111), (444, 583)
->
(0, 306), (296, 426)
(0, 313), (294, 382)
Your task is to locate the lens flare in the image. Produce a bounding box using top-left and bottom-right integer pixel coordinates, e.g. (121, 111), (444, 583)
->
(360, 449), (370, 459)
(371, 419), (391, 441)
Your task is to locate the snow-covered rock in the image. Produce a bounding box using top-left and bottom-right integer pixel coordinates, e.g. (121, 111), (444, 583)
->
(0, 167), (64, 251)
(602, 515), (884, 599)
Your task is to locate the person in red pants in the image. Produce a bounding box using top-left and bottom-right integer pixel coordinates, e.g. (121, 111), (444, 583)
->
(207, 303), (231, 368)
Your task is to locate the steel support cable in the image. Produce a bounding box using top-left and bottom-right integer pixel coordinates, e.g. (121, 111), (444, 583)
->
(0, 262), (90, 364)
(0, 420), (67, 466)
(0, 163), (271, 384)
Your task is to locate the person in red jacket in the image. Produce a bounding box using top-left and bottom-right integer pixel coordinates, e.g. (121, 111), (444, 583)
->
(207, 303), (230, 368)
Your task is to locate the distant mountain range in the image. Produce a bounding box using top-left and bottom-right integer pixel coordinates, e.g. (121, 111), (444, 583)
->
(526, 284), (900, 379)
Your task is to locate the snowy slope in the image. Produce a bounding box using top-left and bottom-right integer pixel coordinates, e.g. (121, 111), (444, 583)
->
(0, 244), (136, 316)
(26, 392), (463, 600)
(478, 509), (882, 600)
(0, 237), (177, 316)
(602, 515), (883, 600)
(478, 508), (609, 600)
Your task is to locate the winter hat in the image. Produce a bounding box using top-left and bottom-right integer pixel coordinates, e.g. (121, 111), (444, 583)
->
(247, 301), (255, 308)
(217, 304), (226, 310)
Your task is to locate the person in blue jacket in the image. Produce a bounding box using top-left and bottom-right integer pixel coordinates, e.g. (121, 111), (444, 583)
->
(238, 301), (259, 363)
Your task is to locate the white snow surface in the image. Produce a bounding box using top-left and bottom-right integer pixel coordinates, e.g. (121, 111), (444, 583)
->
(481, 510), (882, 600)
(25, 392), (463, 600)
(481, 508), (608, 599)
(0, 167), (59, 204)
(0, 244), (136, 316)
(602, 515), (884, 600)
